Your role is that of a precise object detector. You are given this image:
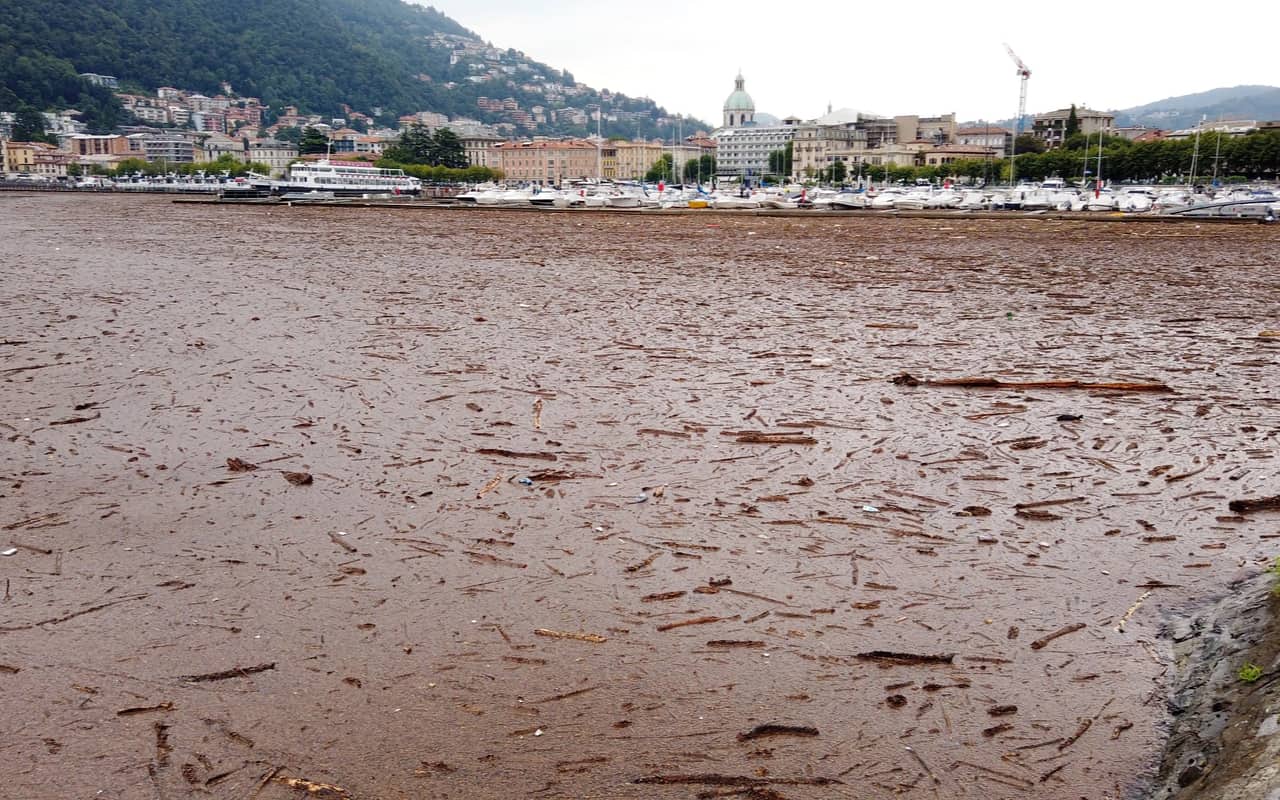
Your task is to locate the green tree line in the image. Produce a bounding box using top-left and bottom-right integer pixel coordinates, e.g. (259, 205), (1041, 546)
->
(797, 130), (1280, 186)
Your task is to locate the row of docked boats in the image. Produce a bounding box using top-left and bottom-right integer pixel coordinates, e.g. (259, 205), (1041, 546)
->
(209, 160), (1277, 219)
(449, 179), (1279, 218)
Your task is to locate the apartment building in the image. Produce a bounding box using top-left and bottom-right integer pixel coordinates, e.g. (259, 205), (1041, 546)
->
(1033, 107), (1115, 148)
(613, 140), (665, 181)
(713, 121), (797, 180)
(495, 139), (600, 185)
(955, 126), (1010, 150)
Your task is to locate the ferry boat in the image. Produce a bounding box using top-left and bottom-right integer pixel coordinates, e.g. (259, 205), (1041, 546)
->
(267, 160), (422, 197)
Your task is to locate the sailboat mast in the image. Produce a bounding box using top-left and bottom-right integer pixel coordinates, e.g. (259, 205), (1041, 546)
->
(1189, 115), (1204, 188)
(1095, 128), (1103, 198)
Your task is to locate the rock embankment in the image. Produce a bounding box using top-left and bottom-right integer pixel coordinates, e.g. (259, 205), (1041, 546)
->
(1151, 572), (1280, 799)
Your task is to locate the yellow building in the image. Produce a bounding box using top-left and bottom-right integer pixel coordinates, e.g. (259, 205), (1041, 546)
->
(495, 139), (600, 186)
(4, 141), (37, 174)
(612, 140), (665, 181)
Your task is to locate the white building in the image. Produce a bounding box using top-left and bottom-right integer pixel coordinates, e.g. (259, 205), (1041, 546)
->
(711, 73), (795, 181)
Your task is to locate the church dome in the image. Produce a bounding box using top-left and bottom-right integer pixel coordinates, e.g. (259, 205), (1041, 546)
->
(724, 73), (755, 112)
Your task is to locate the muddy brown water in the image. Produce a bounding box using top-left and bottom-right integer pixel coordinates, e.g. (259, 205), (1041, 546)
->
(1, 194), (1278, 799)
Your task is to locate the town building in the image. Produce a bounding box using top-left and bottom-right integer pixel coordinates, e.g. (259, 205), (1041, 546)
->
(789, 110), (872, 181)
(142, 135), (197, 165)
(495, 138), (600, 185)
(922, 144), (1003, 167)
(955, 126), (1010, 150)
(5, 141), (72, 178)
(613, 140), (665, 181)
(714, 122), (797, 180)
(202, 134), (244, 161)
(895, 114), (956, 145)
(191, 111), (226, 134)
(67, 134), (132, 158)
(4, 141), (35, 175)
(79, 73), (119, 89)
(1032, 107), (1115, 148)
(248, 139), (299, 175)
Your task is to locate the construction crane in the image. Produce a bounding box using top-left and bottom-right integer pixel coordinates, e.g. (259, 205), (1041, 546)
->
(1004, 43), (1031, 185)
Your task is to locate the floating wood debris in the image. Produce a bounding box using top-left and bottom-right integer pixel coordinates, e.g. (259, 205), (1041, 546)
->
(737, 724), (819, 741)
(1228, 494), (1280, 514)
(733, 432), (818, 445)
(855, 650), (956, 666)
(177, 662), (276, 683)
(476, 448), (558, 461)
(274, 775), (352, 799)
(533, 628), (607, 643)
(657, 615), (729, 632)
(891, 373), (1172, 392)
(1030, 623), (1087, 650)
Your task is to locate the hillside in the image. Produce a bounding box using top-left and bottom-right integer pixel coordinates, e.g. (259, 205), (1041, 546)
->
(0, 0), (704, 136)
(962, 86), (1280, 135)
(1111, 85), (1280, 129)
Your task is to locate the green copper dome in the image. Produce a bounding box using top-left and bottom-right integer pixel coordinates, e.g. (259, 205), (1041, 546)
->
(724, 73), (754, 112)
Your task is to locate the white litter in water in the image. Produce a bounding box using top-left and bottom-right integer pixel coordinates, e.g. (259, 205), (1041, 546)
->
(0, 547), (18, 557)
(810, 357), (833, 368)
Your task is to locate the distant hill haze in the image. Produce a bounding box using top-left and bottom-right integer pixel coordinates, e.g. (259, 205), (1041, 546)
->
(1111, 85), (1280, 129)
(0, 0), (705, 136)
(964, 85), (1280, 132)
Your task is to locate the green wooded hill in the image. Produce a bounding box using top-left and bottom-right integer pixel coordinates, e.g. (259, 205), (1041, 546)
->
(0, 0), (703, 136)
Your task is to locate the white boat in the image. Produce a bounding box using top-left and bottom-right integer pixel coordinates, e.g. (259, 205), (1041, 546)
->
(605, 193), (642, 209)
(891, 189), (932, 210)
(1019, 189), (1052, 211)
(759, 194), (801, 209)
(272, 160), (421, 197)
(870, 187), (906, 209)
(925, 189), (962, 209)
(829, 191), (869, 210)
(710, 193), (760, 209)
(1003, 182), (1040, 210)
(1043, 190), (1077, 211)
(1117, 188), (1155, 213)
(957, 190), (988, 210)
(1086, 188), (1117, 211)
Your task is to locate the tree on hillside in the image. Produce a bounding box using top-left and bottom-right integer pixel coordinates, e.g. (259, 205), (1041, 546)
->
(299, 127), (330, 155)
(1065, 105), (1080, 139)
(13, 106), (55, 144)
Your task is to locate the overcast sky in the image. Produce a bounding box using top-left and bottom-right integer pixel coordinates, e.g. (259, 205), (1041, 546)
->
(422, 0), (1275, 126)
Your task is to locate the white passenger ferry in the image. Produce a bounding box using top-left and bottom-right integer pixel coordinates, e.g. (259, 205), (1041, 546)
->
(269, 160), (421, 197)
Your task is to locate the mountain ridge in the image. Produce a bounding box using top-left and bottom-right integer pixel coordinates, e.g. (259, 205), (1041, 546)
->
(963, 85), (1280, 132)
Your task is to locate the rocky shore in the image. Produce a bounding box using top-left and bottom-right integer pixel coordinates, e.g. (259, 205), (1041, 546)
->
(1150, 571), (1280, 799)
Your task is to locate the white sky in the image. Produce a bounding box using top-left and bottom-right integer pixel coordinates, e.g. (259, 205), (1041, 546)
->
(422, 0), (1277, 126)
